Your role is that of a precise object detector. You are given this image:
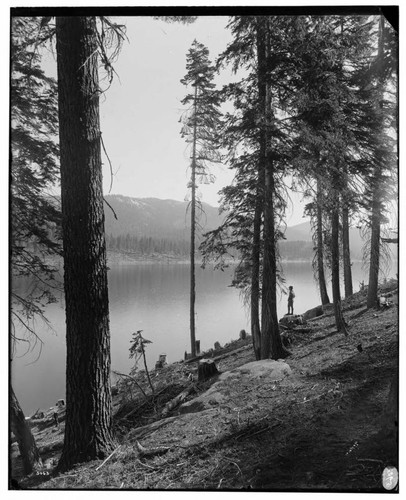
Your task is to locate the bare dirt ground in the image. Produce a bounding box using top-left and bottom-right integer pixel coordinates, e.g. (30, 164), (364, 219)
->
(11, 280), (398, 491)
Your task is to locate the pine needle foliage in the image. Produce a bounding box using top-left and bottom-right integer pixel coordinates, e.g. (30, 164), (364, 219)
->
(180, 40), (222, 357)
(11, 17), (62, 351)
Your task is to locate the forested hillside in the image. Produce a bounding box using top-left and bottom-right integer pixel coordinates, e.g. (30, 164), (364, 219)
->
(104, 195), (223, 257)
(103, 196), (367, 261)
(281, 221), (367, 261)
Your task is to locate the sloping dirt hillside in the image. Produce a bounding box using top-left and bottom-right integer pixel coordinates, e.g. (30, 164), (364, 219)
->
(12, 282), (398, 491)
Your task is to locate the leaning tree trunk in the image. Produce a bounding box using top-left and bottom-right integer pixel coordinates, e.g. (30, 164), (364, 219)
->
(316, 178), (330, 305)
(10, 387), (42, 475)
(56, 16), (114, 470)
(331, 175), (348, 336)
(258, 17), (289, 360)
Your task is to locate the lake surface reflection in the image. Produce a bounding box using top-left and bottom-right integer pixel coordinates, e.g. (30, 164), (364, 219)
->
(12, 260), (382, 414)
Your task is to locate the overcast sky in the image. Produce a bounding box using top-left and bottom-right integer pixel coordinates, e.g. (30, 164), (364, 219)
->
(41, 14), (307, 226)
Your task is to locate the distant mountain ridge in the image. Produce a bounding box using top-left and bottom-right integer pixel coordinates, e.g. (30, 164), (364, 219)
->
(103, 195), (224, 257)
(103, 195), (366, 261)
(104, 194), (223, 240)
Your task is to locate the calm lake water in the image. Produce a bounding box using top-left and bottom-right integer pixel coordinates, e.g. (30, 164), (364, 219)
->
(12, 260), (393, 415)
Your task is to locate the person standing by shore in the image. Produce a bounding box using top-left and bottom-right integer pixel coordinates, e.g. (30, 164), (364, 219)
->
(288, 286), (295, 315)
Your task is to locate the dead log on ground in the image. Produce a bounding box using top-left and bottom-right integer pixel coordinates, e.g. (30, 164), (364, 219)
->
(127, 416), (179, 441)
(291, 327), (313, 334)
(161, 384), (196, 418)
(306, 314), (326, 323)
(136, 440), (170, 458)
(184, 354), (205, 364)
(302, 305), (324, 321)
(212, 344), (252, 363)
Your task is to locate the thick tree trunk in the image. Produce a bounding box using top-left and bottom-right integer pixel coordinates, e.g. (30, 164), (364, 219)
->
(10, 387), (42, 475)
(367, 183), (381, 308)
(258, 17), (289, 360)
(342, 205), (353, 298)
(367, 16), (385, 310)
(251, 188), (262, 361)
(342, 169), (353, 298)
(261, 165), (284, 359)
(250, 19), (264, 362)
(316, 179), (330, 305)
(250, 35), (265, 360)
(331, 180), (348, 336)
(56, 16), (114, 470)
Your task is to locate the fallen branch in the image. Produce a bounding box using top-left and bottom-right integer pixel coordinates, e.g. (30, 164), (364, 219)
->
(161, 384), (196, 417)
(113, 371), (149, 400)
(55, 473), (79, 480)
(357, 458), (384, 464)
(348, 308), (368, 321)
(292, 327), (313, 334)
(243, 425), (271, 438)
(127, 415), (179, 441)
(306, 314), (325, 323)
(212, 344), (252, 363)
(136, 440), (170, 458)
(95, 445), (121, 471)
(297, 394), (324, 404)
(184, 354), (205, 364)
(136, 458), (159, 470)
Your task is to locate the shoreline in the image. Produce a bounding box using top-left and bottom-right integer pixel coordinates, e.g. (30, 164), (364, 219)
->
(13, 280), (398, 490)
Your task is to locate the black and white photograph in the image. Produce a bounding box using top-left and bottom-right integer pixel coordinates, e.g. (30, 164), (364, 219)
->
(9, 4), (399, 492)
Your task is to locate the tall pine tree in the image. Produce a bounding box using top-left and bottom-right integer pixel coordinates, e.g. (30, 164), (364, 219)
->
(180, 40), (221, 357)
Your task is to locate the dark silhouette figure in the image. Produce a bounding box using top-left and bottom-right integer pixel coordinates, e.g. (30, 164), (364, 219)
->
(288, 286), (295, 315)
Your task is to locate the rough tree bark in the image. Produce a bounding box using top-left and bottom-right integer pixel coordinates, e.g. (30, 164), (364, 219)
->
(250, 21), (265, 362)
(10, 387), (43, 475)
(331, 171), (348, 336)
(367, 15), (385, 309)
(342, 167), (353, 298)
(251, 188), (262, 361)
(251, 25), (264, 360)
(316, 177), (331, 305)
(342, 204), (353, 298)
(56, 16), (114, 470)
(367, 186), (382, 309)
(258, 17), (289, 360)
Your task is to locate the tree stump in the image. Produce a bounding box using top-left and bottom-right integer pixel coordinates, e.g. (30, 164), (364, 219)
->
(195, 340), (201, 355)
(198, 359), (218, 382)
